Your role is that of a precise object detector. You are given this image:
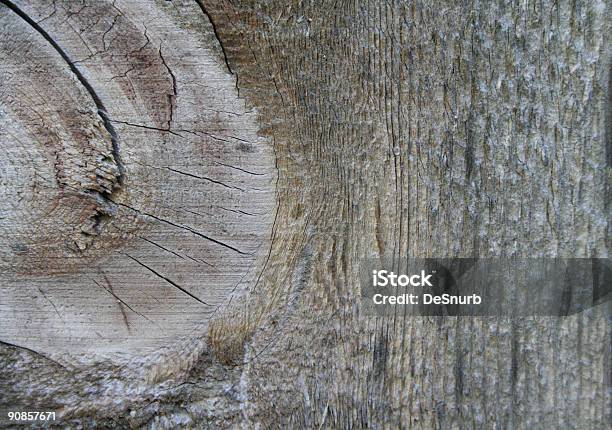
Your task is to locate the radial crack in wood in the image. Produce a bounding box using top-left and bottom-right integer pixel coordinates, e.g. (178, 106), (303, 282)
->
(0, 0), (275, 364)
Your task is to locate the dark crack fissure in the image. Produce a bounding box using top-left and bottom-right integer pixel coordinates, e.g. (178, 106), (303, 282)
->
(110, 119), (184, 137)
(0, 340), (67, 370)
(164, 166), (244, 191)
(213, 160), (265, 176)
(92, 278), (130, 332)
(110, 198), (250, 256)
(1, 0), (125, 185)
(194, 0), (233, 76)
(158, 45), (177, 131)
(122, 252), (210, 306)
(92, 277), (154, 325)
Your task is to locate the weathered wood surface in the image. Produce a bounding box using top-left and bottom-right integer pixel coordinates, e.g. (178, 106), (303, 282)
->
(0, 0), (610, 428)
(0, 0), (275, 357)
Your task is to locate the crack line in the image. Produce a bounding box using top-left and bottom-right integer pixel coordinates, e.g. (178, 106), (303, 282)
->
(213, 160), (266, 176)
(92, 277), (154, 326)
(158, 44), (177, 130)
(110, 199), (249, 255)
(194, 0), (233, 76)
(122, 253), (210, 306)
(164, 166), (244, 191)
(0, 0), (125, 184)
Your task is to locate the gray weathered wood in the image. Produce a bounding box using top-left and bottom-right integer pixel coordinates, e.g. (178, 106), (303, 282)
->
(0, 0), (275, 358)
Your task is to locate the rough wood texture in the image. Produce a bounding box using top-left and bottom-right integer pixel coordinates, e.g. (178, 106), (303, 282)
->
(0, 0), (610, 429)
(0, 0), (275, 357)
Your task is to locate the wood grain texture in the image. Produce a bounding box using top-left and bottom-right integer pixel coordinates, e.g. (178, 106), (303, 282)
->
(200, 0), (610, 428)
(0, 0), (610, 428)
(0, 0), (275, 357)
